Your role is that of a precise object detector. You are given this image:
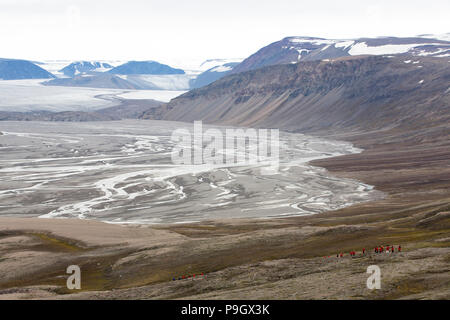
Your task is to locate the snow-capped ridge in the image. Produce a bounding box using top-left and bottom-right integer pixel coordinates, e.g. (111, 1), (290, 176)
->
(231, 35), (450, 74)
(59, 61), (114, 77)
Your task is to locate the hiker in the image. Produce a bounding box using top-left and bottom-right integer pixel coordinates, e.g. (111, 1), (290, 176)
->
(398, 245), (402, 252)
(391, 246), (394, 253)
(362, 248), (366, 254)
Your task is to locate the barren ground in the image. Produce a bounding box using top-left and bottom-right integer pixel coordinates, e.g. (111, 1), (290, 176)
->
(0, 125), (449, 299)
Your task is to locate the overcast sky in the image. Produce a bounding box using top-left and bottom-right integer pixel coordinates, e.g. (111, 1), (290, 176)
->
(1, 0), (449, 68)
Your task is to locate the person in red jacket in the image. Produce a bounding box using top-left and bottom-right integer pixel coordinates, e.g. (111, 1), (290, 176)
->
(398, 245), (402, 252)
(362, 248), (366, 254)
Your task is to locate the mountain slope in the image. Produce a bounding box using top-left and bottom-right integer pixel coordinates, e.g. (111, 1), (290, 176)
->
(231, 36), (450, 74)
(0, 59), (56, 80)
(142, 55), (450, 133)
(190, 62), (239, 89)
(198, 58), (243, 71)
(109, 61), (185, 75)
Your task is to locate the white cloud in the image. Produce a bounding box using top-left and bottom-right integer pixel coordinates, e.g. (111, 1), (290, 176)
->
(0, 0), (449, 67)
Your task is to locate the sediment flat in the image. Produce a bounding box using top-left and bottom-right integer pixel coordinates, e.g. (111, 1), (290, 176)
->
(0, 120), (377, 223)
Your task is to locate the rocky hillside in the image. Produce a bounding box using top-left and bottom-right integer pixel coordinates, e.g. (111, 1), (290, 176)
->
(142, 55), (450, 133)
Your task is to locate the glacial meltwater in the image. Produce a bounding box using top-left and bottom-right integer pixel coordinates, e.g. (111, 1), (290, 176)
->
(0, 120), (380, 224)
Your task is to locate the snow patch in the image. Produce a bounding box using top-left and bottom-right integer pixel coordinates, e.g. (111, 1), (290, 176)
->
(335, 41), (354, 49)
(416, 48), (449, 56)
(348, 42), (426, 55)
(117, 90), (186, 102)
(418, 33), (450, 42)
(210, 65), (233, 73)
(198, 58), (243, 72)
(289, 38), (337, 45)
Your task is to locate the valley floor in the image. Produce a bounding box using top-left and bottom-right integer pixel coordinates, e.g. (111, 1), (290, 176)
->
(0, 124), (449, 299)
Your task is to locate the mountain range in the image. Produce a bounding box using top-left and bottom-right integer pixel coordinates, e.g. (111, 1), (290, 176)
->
(41, 60), (191, 90)
(2, 34), (448, 91)
(1, 33), (449, 123)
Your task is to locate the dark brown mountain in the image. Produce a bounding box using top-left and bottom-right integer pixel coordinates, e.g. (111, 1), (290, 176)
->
(142, 55), (450, 134)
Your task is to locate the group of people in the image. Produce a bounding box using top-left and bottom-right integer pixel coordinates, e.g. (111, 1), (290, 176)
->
(173, 272), (206, 281)
(374, 245), (401, 253)
(325, 245), (402, 259)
